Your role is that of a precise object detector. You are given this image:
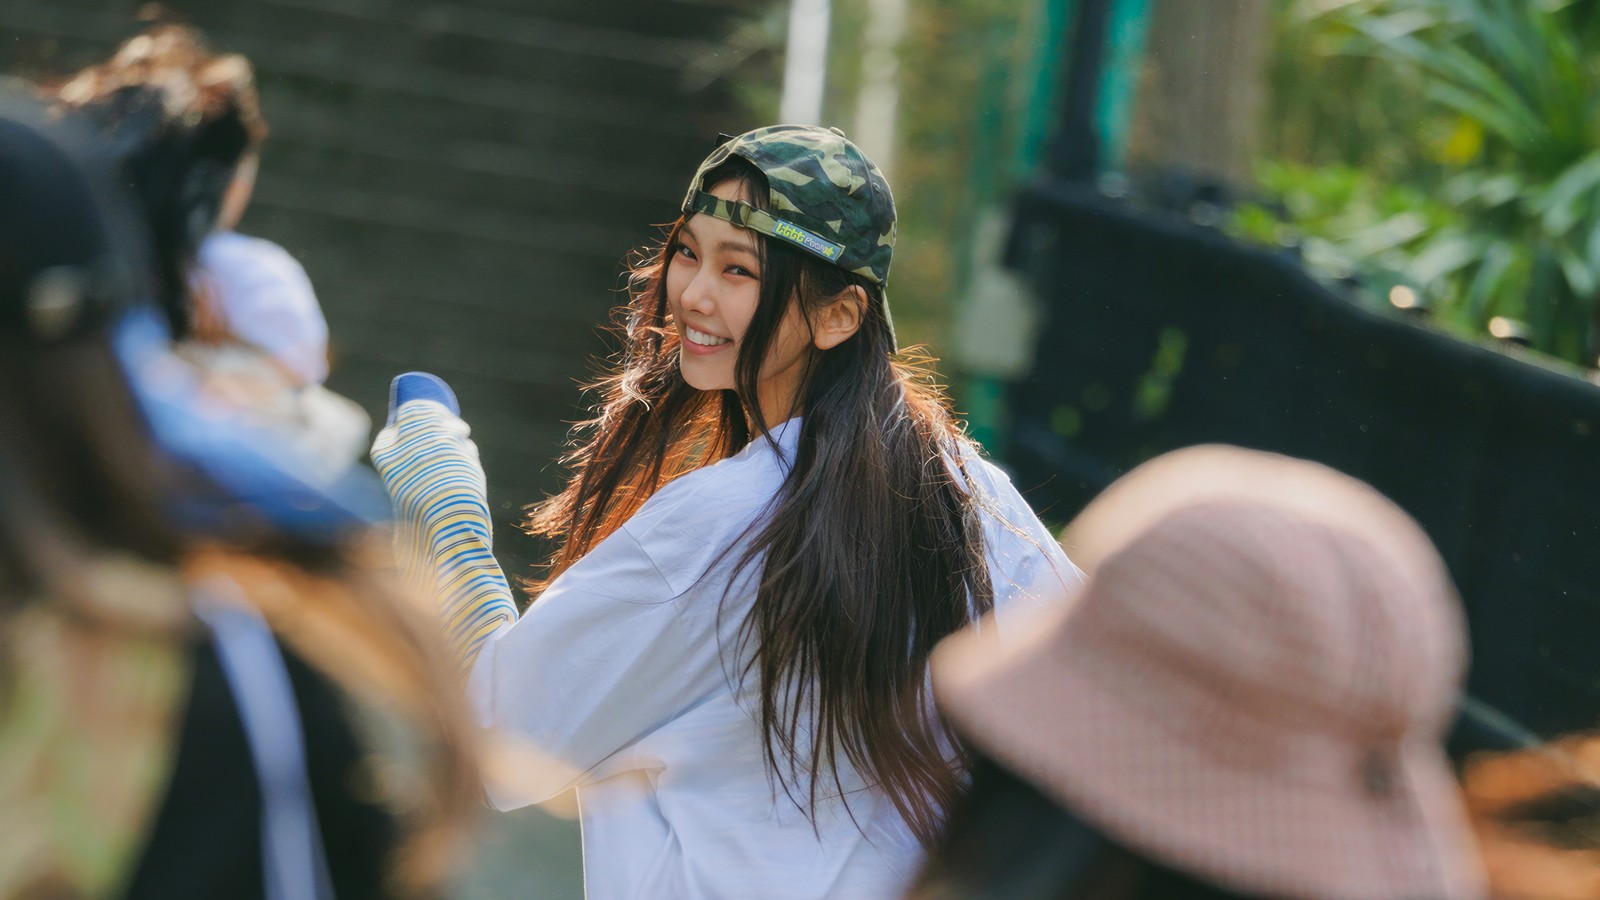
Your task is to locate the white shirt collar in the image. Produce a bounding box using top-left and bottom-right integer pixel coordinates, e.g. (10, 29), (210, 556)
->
(736, 416), (802, 469)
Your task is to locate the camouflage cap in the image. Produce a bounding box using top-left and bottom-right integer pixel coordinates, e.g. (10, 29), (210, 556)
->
(682, 124), (898, 345)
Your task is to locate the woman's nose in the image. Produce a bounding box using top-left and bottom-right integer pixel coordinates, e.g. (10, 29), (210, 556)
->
(678, 268), (716, 317)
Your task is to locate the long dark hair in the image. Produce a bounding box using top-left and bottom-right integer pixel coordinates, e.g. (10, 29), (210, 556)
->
(909, 754), (1252, 900)
(528, 158), (994, 843)
(0, 338), (184, 601)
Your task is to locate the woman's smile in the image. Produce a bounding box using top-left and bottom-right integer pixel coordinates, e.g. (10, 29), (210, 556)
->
(682, 324), (733, 352)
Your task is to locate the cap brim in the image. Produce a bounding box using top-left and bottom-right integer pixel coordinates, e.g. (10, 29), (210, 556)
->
(933, 607), (1487, 900)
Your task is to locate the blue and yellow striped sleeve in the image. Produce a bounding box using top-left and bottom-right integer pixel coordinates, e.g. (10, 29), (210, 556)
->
(370, 400), (517, 673)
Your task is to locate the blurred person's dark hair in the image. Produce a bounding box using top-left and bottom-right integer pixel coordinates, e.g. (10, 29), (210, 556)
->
(0, 87), (474, 896)
(0, 76), (185, 602)
(47, 11), (266, 339)
(911, 753), (1247, 900)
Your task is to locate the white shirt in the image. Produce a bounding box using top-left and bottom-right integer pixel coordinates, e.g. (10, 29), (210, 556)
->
(467, 419), (1082, 899)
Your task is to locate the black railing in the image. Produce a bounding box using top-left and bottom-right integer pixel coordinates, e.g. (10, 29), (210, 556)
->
(1003, 181), (1600, 738)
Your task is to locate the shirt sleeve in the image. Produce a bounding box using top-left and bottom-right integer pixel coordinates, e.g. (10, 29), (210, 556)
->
(369, 400), (518, 673)
(968, 454), (1088, 616)
(466, 522), (723, 809)
(374, 401), (759, 808)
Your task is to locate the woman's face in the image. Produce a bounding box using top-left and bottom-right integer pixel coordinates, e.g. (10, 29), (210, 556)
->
(665, 179), (814, 426)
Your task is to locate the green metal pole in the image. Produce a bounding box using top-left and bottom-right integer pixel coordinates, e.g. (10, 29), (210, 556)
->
(960, 0), (1073, 453)
(1013, 0), (1075, 180)
(962, 0), (1151, 453)
(1098, 0), (1153, 171)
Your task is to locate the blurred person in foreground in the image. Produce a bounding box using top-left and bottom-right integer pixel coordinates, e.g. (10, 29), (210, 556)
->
(912, 445), (1487, 900)
(0, 89), (474, 898)
(48, 18), (370, 485)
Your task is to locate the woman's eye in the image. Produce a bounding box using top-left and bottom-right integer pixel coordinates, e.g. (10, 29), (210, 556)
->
(727, 265), (756, 279)
(673, 243), (697, 261)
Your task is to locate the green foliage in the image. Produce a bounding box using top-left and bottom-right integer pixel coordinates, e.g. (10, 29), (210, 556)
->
(875, 0), (1030, 349)
(1253, 0), (1600, 365)
(1232, 162), (1468, 325)
(1132, 327), (1188, 421)
(1262, 3), (1435, 177)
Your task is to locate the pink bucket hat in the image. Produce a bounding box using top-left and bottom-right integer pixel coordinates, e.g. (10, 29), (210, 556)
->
(934, 446), (1486, 900)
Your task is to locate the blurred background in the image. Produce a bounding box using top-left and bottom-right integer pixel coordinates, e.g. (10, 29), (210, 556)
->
(6, 0), (1600, 895)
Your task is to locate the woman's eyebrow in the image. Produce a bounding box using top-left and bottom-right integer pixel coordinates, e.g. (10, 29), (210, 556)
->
(683, 218), (758, 257)
(716, 236), (760, 257)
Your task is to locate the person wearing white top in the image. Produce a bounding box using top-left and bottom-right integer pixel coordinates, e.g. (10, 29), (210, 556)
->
(196, 229), (330, 388)
(55, 29), (370, 491)
(372, 125), (1082, 899)
(189, 230), (372, 486)
(185, 127), (371, 486)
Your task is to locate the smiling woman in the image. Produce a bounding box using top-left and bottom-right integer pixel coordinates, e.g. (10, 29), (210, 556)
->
(371, 124), (1083, 900)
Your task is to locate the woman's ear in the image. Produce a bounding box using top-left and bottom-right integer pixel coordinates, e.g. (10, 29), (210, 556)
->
(813, 285), (867, 350)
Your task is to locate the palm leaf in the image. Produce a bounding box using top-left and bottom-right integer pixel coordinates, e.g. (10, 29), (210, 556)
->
(1536, 152), (1600, 236)
(1408, 229), (1485, 285)
(1556, 244), (1600, 300)
(1465, 241), (1520, 321)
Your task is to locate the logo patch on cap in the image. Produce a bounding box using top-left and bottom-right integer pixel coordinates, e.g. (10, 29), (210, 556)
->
(770, 220), (844, 261)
